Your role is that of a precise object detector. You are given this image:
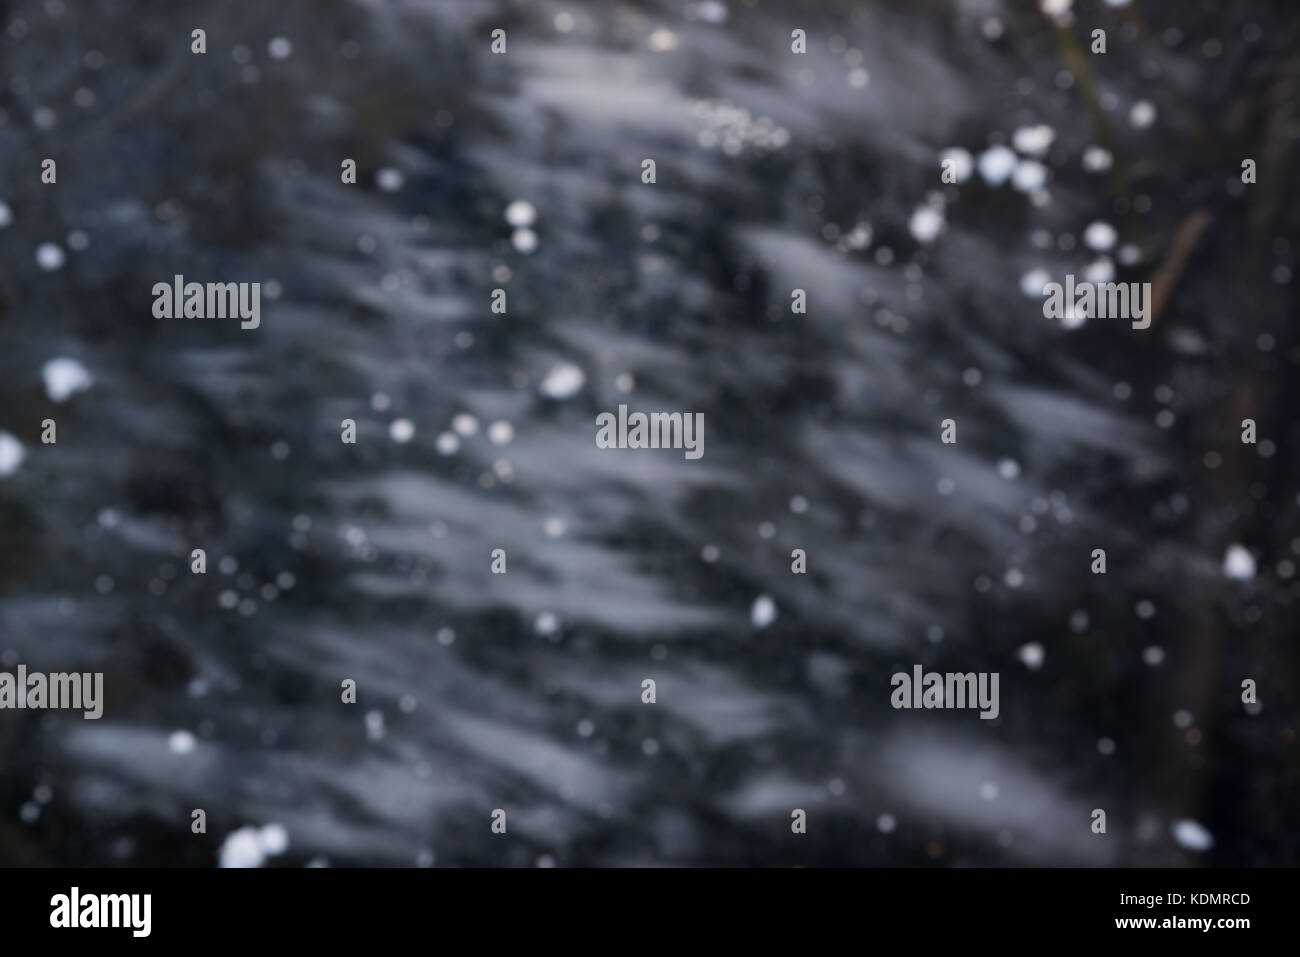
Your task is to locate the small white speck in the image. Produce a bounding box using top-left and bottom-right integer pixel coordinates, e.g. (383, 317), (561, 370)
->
(1129, 100), (1157, 129)
(487, 420), (514, 445)
(1223, 544), (1255, 581)
(169, 730), (196, 754)
(750, 594), (777, 628)
(219, 826), (267, 868)
(979, 781), (999, 801)
(977, 145), (1018, 186)
(268, 37), (292, 60)
(1082, 145), (1113, 172)
(376, 167), (404, 192)
(908, 205), (944, 244)
(1020, 268), (1052, 298)
(511, 228), (538, 254)
(1012, 124), (1055, 157)
(1171, 819), (1214, 852)
(1084, 257), (1115, 283)
(41, 357), (92, 402)
(648, 28), (678, 52)
(389, 418), (415, 443)
(435, 432), (460, 455)
(258, 823), (289, 855)
(36, 242), (65, 271)
(540, 362), (585, 399)
(0, 433), (26, 477)
(1083, 221), (1118, 252)
(504, 200), (536, 228)
(997, 458), (1020, 480)
(1017, 641), (1044, 669)
(1011, 160), (1048, 193)
(697, 1), (729, 24)
(452, 413), (479, 437)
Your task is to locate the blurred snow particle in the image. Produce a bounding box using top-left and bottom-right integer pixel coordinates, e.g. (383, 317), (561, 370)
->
(750, 594), (777, 628)
(41, 357), (92, 402)
(1129, 100), (1157, 129)
(452, 413), (479, 437)
(1083, 257), (1115, 283)
(1020, 268), (1052, 297)
(1223, 544), (1256, 580)
(1012, 124), (1055, 157)
(389, 418), (415, 443)
(168, 730), (196, 754)
(365, 709), (385, 741)
(1171, 819), (1214, 852)
(259, 823), (289, 855)
(939, 148), (973, 183)
(908, 205), (944, 244)
(696, 1), (729, 24)
(1082, 145), (1113, 172)
(504, 200), (536, 228)
(1017, 642), (1045, 670)
(511, 228), (538, 254)
(0, 433), (25, 477)
(487, 420), (514, 445)
(0, 201), (11, 227)
(268, 37), (292, 60)
(978, 145), (1018, 186)
(540, 362), (585, 399)
(1011, 160), (1048, 193)
(648, 29), (679, 52)
(376, 167), (404, 192)
(1083, 221), (1118, 252)
(219, 823), (290, 868)
(36, 242), (65, 271)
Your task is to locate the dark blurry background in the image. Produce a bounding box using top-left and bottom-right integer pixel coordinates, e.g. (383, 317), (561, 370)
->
(0, 0), (1297, 866)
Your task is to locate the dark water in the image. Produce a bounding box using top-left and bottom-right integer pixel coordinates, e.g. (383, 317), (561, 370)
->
(0, 0), (1297, 866)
